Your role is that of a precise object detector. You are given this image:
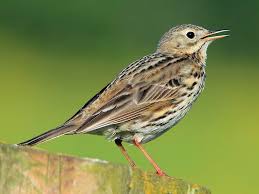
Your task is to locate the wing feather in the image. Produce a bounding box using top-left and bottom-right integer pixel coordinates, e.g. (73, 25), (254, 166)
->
(72, 55), (187, 134)
(136, 84), (181, 103)
(75, 84), (182, 133)
(76, 103), (153, 132)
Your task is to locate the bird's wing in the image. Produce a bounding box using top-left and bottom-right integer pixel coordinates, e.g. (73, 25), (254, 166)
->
(75, 84), (183, 133)
(73, 54), (188, 134)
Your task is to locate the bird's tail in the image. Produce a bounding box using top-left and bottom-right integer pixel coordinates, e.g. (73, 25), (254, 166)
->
(17, 125), (77, 146)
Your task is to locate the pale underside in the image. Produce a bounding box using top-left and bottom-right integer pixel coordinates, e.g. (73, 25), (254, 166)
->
(64, 53), (206, 144)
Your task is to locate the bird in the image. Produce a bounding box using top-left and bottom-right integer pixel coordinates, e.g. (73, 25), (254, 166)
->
(18, 24), (229, 176)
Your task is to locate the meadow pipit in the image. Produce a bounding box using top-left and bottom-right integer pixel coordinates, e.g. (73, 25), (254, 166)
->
(18, 24), (229, 176)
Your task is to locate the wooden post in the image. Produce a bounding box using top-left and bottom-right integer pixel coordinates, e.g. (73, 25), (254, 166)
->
(0, 143), (211, 194)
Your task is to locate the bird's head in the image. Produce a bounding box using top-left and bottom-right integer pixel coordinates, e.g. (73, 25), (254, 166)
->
(157, 24), (229, 60)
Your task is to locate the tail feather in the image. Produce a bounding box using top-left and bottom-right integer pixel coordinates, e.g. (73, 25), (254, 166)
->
(17, 125), (76, 146)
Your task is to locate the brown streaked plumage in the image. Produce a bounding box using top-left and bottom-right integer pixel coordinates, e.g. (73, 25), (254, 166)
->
(18, 24), (229, 176)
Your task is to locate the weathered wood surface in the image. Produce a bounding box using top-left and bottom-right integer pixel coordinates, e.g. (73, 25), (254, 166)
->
(0, 143), (211, 194)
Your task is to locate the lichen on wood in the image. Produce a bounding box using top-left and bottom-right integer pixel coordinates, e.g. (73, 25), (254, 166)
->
(0, 143), (210, 194)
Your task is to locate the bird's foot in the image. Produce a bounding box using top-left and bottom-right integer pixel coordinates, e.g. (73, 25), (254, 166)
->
(156, 170), (167, 177)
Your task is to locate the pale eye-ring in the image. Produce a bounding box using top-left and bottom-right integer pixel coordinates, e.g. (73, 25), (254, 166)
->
(186, 31), (195, 39)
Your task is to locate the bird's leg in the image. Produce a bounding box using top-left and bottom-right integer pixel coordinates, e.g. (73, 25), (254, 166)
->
(133, 138), (166, 176)
(115, 139), (136, 168)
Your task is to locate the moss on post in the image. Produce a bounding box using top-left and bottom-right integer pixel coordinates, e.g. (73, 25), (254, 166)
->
(0, 143), (210, 194)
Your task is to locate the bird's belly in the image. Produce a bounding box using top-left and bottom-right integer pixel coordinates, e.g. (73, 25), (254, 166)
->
(116, 99), (196, 144)
(114, 104), (192, 144)
(139, 103), (192, 143)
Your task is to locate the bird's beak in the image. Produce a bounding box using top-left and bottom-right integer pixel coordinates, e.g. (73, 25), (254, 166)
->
(201, 29), (230, 41)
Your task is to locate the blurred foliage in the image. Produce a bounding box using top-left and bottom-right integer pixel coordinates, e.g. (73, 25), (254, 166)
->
(0, 0), (258, 194)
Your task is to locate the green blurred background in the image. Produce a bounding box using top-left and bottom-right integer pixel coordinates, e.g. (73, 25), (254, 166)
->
(0, 0), (259, 193)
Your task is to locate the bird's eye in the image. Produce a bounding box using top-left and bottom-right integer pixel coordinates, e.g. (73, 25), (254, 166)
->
(186, 31), (195, 39)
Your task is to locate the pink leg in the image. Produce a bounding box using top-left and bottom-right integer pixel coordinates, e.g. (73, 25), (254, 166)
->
(115, 139), (136, 168)
(133, 138), (166, 176)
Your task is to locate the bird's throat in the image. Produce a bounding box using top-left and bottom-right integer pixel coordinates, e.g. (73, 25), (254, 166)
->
(195, 42), (210, 65)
